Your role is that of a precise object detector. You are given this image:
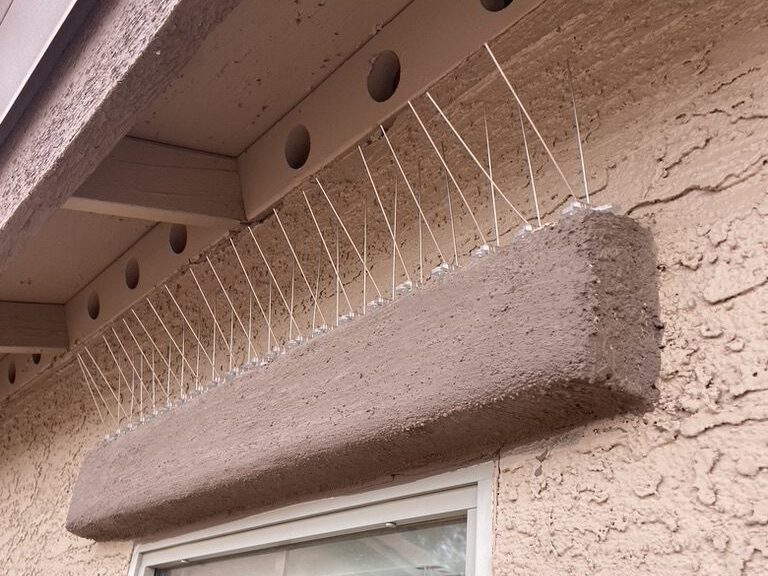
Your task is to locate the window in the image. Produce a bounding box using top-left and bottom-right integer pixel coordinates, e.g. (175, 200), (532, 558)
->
(128, 464), (493, 576)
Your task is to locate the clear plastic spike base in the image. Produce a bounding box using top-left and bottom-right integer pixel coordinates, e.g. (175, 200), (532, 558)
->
(470, 244), (491, 258)
(395, 280), (413, 296)
(563, 200), (616, 216)
(337, 312), (356, 326)
(310, 324), (330, 338)
(430, 261), (451, 279)
(516, 224), (534, 239)
(591, 203), (616, 213)
(366, 297), (387, 311)
(285, 336), (305, 351)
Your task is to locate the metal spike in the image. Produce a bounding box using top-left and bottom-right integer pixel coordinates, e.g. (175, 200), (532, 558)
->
(130, 308), (182, 388)
(418, 96), (529, 228)
(163, 284), (214, 366)
(379, 124), (447, 264)
(392, 177), (398, 300)
(273, 208), (329, 328)
(266, 280), (278, 359)
(248, 227), (304, 340)
(84, 346), (129, 424)
(110, 326), (153, 405)
(518, 105), (542, 229)
(102, 334), (138, 420)
(247, 293), (253, 365)
(441, 141), (460, 268)
(335, 224), (340, 323)
(302, 190), (354, 316)
(189, 267), (232, 353)
(407, 101), (496, 245)
(417, 162), (424, 284)
(77, 352), (115, 424)
(358, 145), (412, 286)
(121, 318), (169, 403)
(311, 239), (329, 337)
(566, 61), (590, 204)
(205, 255), (258, 360)
(316, 177), (384, 300)
(483, 43), (578, 201)
(228, 238), (280, 348)
(484, 106), (500, 247)
(146, 297), (199, 381)
(76, 353), (105, 425)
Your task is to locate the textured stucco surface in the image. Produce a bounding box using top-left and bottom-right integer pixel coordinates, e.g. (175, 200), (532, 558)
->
(0, 0), (240, 272)
(1, 0), (767, 573)
(489, 0), (768, 574)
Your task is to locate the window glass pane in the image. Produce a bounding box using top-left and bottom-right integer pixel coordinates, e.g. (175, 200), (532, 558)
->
(156, 550), (284, 576)
(287, 519), (466, 576)
(158, 518), (467, 576)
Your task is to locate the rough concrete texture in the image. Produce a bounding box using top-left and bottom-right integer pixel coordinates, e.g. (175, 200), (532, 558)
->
(0, 0), (241, 272)
(1, 0), (767, 572)
(66, 211), (659, 541)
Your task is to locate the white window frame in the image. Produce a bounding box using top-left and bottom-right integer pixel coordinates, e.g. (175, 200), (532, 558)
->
(127, 463), (494, 576)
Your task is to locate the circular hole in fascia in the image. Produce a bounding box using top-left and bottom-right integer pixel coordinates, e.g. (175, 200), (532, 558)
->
(8, 361), (16, 384)
(31, 353), (41, 365)
(367, 50), (401, 103)
(284, 125), (311, 169)
(87, 292), (100, 320)
(481, 0), (513, 11)
(169, 224), (188, 254)
(125, 257), (140, 290)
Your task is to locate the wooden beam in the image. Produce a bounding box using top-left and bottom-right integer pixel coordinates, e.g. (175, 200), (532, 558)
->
(0, 302), (68, 353)
(238, 0), (544, 219)
(64, 138), (244, 228)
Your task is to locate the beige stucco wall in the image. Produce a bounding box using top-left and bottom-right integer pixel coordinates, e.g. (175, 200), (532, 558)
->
(1, 0), (767, 574)
(492, 0), (768, 574)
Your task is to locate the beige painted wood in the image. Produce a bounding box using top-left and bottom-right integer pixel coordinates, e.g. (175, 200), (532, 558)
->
(0, 211), (154, 305)
(0, 302), (68, 353)
(238, 0), (545, 219)
(65, 223), (225, 345)
(129, 0), (411, 157)
(64, 138), (244, 228)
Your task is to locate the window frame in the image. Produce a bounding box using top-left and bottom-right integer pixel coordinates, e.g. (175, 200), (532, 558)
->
(127, 463), (494, 576)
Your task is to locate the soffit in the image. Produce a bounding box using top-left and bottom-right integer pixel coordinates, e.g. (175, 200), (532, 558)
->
(0, 210), (153, 304)
(129, 0), (412, 156)
(0, 0), (410, 327)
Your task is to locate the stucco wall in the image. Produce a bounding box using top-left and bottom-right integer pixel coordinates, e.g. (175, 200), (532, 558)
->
(492, 0), (768, 574)
(0, 370), (133, 573)
(0, 0), (767, 574)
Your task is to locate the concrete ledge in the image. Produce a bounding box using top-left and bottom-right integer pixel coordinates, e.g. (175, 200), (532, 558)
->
(66, 211), (660, 541)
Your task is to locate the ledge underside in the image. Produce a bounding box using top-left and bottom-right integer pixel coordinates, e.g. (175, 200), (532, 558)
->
(67, 211), (660, 541)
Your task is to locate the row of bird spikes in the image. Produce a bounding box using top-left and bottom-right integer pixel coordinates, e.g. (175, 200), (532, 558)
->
(74, 43), (608, 439)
